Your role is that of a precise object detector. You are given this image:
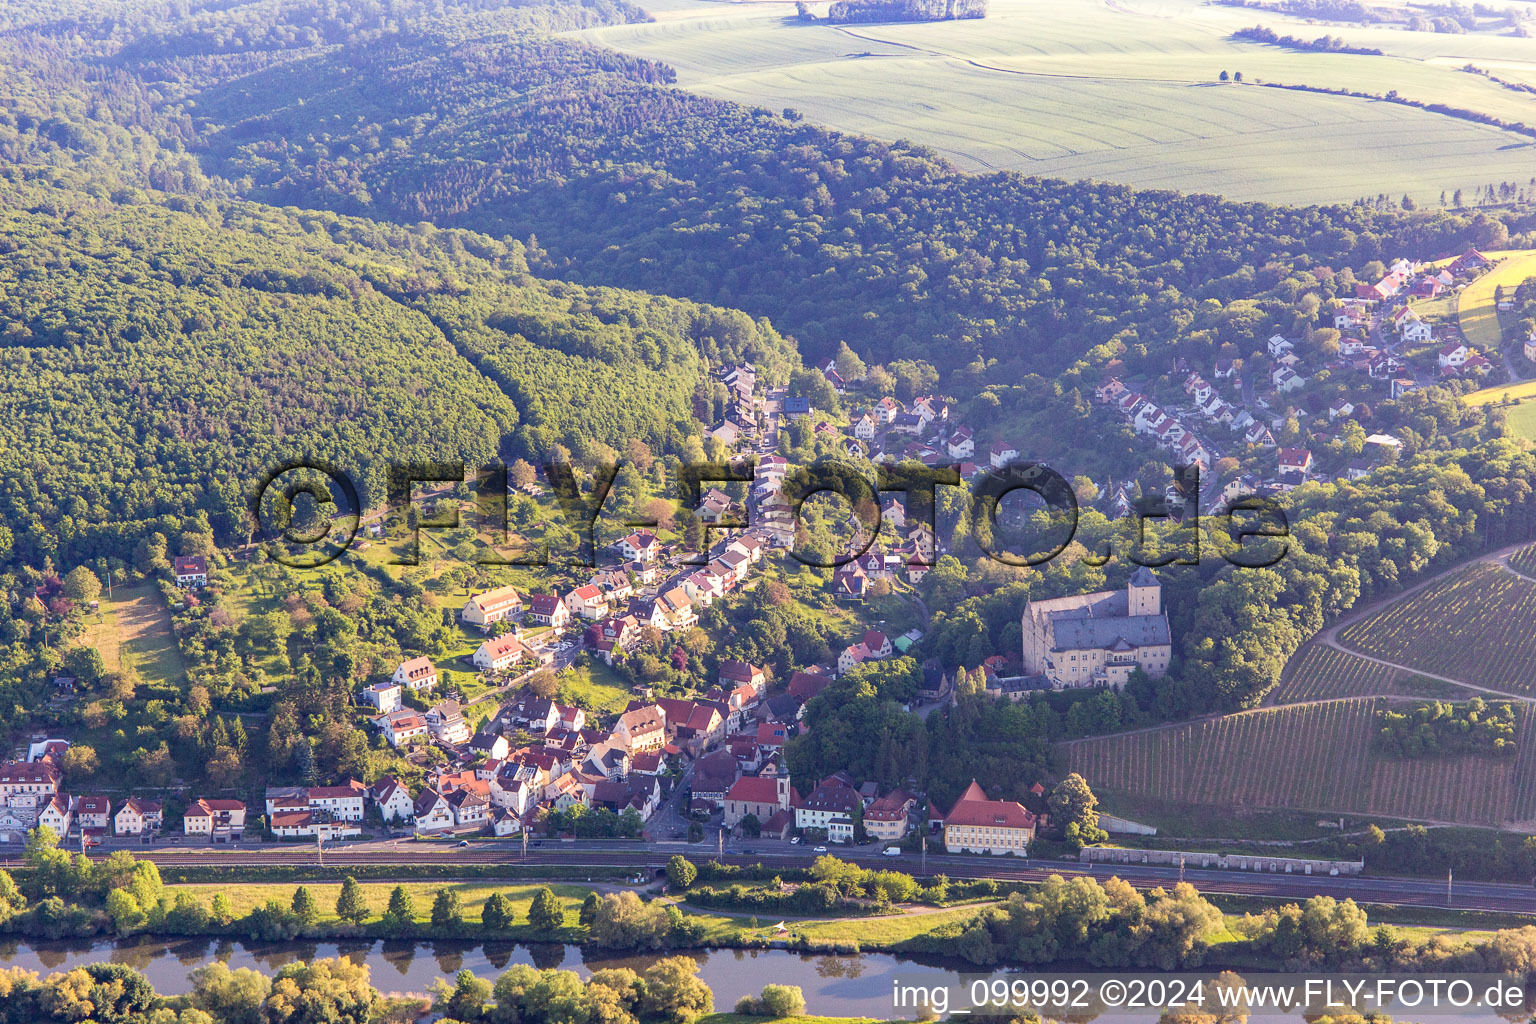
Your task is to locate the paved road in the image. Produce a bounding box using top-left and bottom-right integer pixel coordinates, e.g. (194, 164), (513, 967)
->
(112, 839), (1536, 915)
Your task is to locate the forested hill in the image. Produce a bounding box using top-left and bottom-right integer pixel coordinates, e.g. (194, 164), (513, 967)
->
(0, 167), (791, 568)
(5, 0), (1532, 389)
(176, 33), (1533, 382)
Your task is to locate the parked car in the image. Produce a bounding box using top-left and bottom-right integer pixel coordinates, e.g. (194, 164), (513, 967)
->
(789, 836), (801, 845)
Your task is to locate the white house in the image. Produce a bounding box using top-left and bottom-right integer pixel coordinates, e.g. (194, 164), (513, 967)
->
(474, 635), (530, 673)
(425, 700), (472, 745)
(362, 681), (401, 714)
(616, 531), (660, 562)
(989, 443), (1019, 469)
(413, 791), (455, 832)
(1438, 343), (1470, 368)
(270, 811), (361, 840)
(113, 798), (162, 836)
(1272, 366), (1304, 392)
(370, 777), (416, 823)
(946, 426), (975, 460)
(173, 555), (208, 589)
(563, 584), (608, 621)
(525, 594), (570, 628)
(378, 709), (429, 749)
(391, 656), (437, 692)
(183, 799), (245, 839)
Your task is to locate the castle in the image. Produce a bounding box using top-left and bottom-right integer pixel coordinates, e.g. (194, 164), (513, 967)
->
(1020, 566), (1171, 689)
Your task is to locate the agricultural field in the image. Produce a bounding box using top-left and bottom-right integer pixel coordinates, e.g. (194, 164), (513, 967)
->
(1458, 249), (1536, 354)
(1064, 698), (1536, 827)
(1336, 561), (1536, 696)
(579, 0), (1536, 205)
(1269, 644), (1407, 705)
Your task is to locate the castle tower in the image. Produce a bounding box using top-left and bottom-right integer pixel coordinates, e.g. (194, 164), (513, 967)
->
(1127, 566), (1160, 617)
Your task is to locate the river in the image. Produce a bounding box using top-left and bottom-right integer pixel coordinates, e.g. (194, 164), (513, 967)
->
(1, 938), (1525, 1021)
(0, 937), (960, 1016)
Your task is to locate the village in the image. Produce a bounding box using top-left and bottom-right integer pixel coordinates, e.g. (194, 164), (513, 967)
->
(5, 252), (1510, 867)
(1091, 249), (1505, 512)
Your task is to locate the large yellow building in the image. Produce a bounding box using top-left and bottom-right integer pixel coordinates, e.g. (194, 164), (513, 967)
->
(1020, 567), (1170, 689)
(942, 781), (1037, 856)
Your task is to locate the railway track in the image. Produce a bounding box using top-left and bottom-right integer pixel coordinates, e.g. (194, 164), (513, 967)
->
(108, 846), (1536, 916)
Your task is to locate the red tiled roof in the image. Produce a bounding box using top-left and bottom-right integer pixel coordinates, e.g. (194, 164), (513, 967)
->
(945, 781), (1037, 830)
(725, 776), (781, 805)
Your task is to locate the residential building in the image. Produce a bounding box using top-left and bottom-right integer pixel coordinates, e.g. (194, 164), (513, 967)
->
(943, 780), (1037, 856)
(75, 795), (111, 832)
(307, 781), (367, 821)
(614, 705), (667, 753)
(270, 811), (362, 840)
(446, 787), (490, 827)
(526, 594), (570, 628)
(414, 791), (456, 832)
(362, 681), (402, 714)
(183, 799), (246, 840)
(425, 700), (472, 744)
(113, 798), (162, 836)
(718, 660), (766, 694)
(564, 584), (608, 621)
(616, 531), (661, 562)
(474, 634), (530, 673)
(378, 709), (429, 748)
(391, 656), (438, 692)
(795, 773), (861, 833)
(462, 586), (523, 628)
(370, 777), (416, 822)
(864, 789), (916, 841)
(38, 794), (71, 836)
(0, 762), (60, 800)
(470, 730), (511, 761)
(173, 555), (208, 589)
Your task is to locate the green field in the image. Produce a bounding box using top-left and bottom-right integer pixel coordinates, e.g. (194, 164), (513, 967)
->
(1503, 399), (1536, 440)
(176, 881), (595, 926)
(1458, 249), (1536, 353)
(579, 0), (1536, 205)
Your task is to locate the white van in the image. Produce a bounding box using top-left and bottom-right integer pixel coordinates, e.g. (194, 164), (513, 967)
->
(883, 846), (902, 857)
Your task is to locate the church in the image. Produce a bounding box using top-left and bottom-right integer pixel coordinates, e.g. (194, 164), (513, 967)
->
(1020, 566), (1171, 689)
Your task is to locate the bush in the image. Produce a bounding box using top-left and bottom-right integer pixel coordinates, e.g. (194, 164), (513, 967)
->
(666, 855), (697, 891)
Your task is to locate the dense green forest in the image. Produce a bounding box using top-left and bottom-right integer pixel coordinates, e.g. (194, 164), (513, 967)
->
(175, 34), (1535, 383)
(0, 168), (790, 569)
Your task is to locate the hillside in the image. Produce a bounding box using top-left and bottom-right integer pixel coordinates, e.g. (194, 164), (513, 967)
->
(1064, 697), (1536, 827)
(0, 0), (1507, 386)
(579, 0), (1536, 206)
(0, 168), (792, 568)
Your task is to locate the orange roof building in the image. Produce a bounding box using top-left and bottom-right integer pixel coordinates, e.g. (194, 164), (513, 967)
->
(942, 779), (1037, 857)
